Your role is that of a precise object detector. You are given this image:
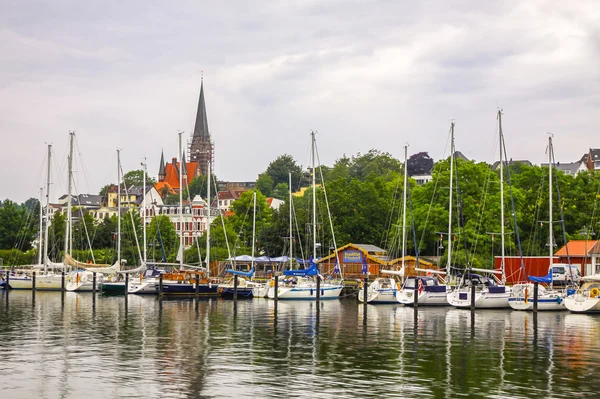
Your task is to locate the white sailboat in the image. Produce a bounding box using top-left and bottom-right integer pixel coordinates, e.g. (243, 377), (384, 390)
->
(564, 274), (600, 313)
(510, 135), (569, 311)
(267, 132), (343, 300)
(8, 145), (64, 290)
(447, 114), (510, 309)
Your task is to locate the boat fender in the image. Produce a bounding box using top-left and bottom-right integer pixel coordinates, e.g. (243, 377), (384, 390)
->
(270, 280), (275, 287)
(557, 296), (562, 304)
(321, 289), (324, 296)
(590, 288), (600, 298)
(310, 288), (313, 296)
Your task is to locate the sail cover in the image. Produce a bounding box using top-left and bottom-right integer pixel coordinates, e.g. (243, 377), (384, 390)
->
(529, 269), (552, 284)
(283, 263), (318, 277)
(226, 266), (255, 278)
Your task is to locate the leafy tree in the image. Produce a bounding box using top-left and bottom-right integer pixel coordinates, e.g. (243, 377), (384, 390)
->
(123, 169), (157, 188)
(256, 173), (274, 197)
(273, 182), (289, 200)
(146, 215), (179, 262)
(407, 152), (434, 176)
(0, 199), (38, 251)
(182, 175), (218, 203)
(99, 184), (114, 196)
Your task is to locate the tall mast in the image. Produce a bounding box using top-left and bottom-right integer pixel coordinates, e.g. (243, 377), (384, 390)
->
(548, 135), (554, 272)
(64, 131), (74, 258)
(447, 122), (455, 270)
(498, 111), (506, 285)
(178, 132), (184, 270)
(117, 149), (121, 266)
(289, 172), (293, 271)
(401, 144), (408, 274)
(206, 160), (211, 278)
(142, 157), (147, 264)
(43, 144), (52, 272)
(37, 187), (43, 265)
(311, 131), (317, 260)
(251, 190), (256, 270)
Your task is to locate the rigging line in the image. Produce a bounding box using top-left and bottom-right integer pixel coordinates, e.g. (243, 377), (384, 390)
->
(292, 194), (306, 263)
(71, 178), (96, 263)
(73, 135), (95, 197)
(526, 168), (545, 256)
(408, 181), (420, 270)
(381, 171), (401, 250)
(418, 124), (451, 253)
(453, 149), (470, 270)
(119, 162), (142, 265)
(550, 146), (572, 270)
(501, 128), (525, 277)
(211, 173), (232, 260)
(314, 138), (341, 278)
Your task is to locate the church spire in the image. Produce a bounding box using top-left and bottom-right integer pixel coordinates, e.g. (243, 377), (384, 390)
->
(192, 79), (209, 141)
(158, 150), (166, 181)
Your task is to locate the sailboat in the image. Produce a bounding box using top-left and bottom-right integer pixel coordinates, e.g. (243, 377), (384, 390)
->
(447, 114), (510, 309)
(267, 132), (343, 300)
(220, 191), (262, 298)
(159, 133), (219, 296)
(361, 144), (409, 304)
(7, 145), (64, 290)
(392, 144), (450, 306)
(510, 135), (569, 311)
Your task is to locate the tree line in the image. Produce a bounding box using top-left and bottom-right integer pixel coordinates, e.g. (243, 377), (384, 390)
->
(1, 149), (599, 269)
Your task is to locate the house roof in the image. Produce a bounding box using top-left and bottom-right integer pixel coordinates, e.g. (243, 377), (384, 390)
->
(590, 149), (600, 162)
(217, 190), (245, 200)
(491, 159), (533, 171)
(159, 159), (198, 191)
(317, 243), (390, 264)
(387, 256), (433, 267)
(154, 181), (176, 196)
(541, 162), (582, 174)
(555, 240), (600, 256)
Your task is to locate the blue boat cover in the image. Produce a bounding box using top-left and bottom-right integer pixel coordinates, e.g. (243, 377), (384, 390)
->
(529, 269), (552, 283)
(226, 267), (255, 278)
(283, 263), (319, 276)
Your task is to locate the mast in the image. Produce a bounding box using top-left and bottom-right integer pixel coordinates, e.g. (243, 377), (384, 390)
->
(447, 122), (455, 270)
(289, 172), (293, 271)
(206, 160), (211, 278)
(498, 111), (506, 285)
(37, 187), (43, 265)
(251, 190), (257, 271)
(64, 131), (74, 258)
(117, 149), (121, 266)
(142, 157), (147, 264)
(43, 144), (52, 272)
(401, 144), (408, 275)
(178, 132), (184, 270)
(548, 135), (554, 275)
(311, 131), (317, 260)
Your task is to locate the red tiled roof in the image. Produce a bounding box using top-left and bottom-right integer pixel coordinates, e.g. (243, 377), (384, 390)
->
(154, 181), (176, 196)
(161, 161), (198, 191)
(555, 240), (600, 256)
(217, 190), (245, 200)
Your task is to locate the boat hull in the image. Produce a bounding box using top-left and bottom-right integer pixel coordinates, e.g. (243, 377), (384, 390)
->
(358, 289), (398, 304)
(101, 282), (126, 295)
(5, 275), (63, 291)
(267, 284), (343, 300)
(220, 287), (254, 298)
(252, 285), (269, 298)
(448, 289), (510, 309)
(397, 289), (449, 306)
(159, 282), (220, 296)
(564, 295), (600, 313)
(128, 280), (158, 295)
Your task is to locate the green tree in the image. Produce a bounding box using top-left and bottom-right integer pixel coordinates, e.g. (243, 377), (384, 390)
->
(256, 173), (274, 197)
(146, 215), (179, 262)
(0, 199), (38, 251)
(99, 184), (114, 196)
(123, 170), (157, 188)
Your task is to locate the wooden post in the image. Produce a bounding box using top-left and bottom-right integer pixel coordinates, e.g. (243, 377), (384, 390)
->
(533, 282), (539, 313)
(470, 283), (476, 310)
(274, 275), (279, 301)
(316, 275), (321, 303)
(159, 274), (163, 296)
(195, 273), (200, 296)
(125, 273), (129, 295)
(363, 276), (368, 317)
(234, 275), (238, 300)
(92, 272), (97, 292)
(413, 278), (419, 308)
(61, 271), (65, 292)
(5, 270), (9, 290)
(32, 271), (36, 291)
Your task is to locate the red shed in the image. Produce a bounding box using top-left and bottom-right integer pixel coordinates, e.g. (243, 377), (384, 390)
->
(494, 256), (559, 284)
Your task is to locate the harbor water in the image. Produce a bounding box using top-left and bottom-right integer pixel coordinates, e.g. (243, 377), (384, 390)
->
(1, 291), (598, 398)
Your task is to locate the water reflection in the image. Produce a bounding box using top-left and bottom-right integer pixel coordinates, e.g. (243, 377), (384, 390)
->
(1, 293), (600, 398)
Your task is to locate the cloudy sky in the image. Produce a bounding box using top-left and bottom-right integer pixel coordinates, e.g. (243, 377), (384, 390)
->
(2, 0), (599, 203)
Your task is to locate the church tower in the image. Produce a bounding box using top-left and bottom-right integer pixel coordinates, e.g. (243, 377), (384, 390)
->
(189, 78), (214, 176)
